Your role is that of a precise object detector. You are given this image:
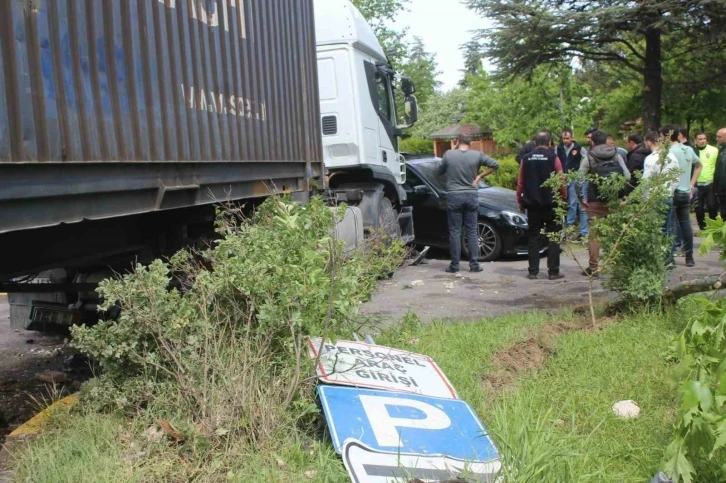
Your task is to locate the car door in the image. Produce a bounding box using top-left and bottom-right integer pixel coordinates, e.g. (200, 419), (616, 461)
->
(404, 167), (449, 245)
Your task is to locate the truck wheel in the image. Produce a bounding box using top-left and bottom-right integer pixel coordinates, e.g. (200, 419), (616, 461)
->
(377, 197), (401, 243)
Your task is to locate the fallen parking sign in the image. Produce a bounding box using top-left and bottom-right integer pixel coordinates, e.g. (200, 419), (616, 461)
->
(342, 439), (501, 483)
(308, 338), (458, 399)
(318, 385), (500, 463)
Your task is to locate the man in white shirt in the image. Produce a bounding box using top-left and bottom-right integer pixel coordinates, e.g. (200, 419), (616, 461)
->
(642, 131), (680, 267)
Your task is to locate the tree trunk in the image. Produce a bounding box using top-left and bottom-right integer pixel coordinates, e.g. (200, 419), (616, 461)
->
(663, 273), (726, 304)
(604, 272), (726, 315)
(642, 28), (662, 132)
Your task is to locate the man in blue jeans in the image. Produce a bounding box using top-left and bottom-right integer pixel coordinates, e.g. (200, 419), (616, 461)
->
(557, 129), (587, 240)
(661, 125), (702, 267)
(438, 134), (500, 273)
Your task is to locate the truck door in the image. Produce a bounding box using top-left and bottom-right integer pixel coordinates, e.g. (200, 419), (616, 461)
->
(372, 71), (400, 179)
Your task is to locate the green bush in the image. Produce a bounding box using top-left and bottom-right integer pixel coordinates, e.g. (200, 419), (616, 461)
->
(71, 197), (404, 444)
(544, 145), (677, 310)
(486, 155), (519, 190)
(400, 137), (434, 155)
(665, 218), (726, 483)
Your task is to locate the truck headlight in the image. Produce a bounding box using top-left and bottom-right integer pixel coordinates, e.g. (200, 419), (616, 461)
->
(502, 211), (528, 228)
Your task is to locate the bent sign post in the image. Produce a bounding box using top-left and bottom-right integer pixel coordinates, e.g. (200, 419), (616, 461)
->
(307, 338), (458, 399)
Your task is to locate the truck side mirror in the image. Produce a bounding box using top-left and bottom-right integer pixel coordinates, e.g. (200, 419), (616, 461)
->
(401, 77), (416, 96)
(404, 95), (418, 126)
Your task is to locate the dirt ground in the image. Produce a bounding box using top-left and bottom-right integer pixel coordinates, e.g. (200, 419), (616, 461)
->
(0, 296), (91, 446)
(361, 236), (725, 324)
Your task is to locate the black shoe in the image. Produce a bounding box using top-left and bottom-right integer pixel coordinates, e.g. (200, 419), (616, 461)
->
(686, 258), (695, 267)
(470, 266), (483, 273)
(582, 268), (600, 278)
(445, 267), (459, 273)
(527, 273), (538, 280)
(549, 273), (565, 281)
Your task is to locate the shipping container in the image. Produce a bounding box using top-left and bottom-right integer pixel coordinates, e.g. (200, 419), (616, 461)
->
(0, 0), (322, 230)
(0, 0), (323, 278)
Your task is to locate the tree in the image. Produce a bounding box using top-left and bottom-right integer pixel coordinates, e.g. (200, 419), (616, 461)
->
(661, 43), (726, 135)
(352, 0), (441, 120)
(459, 39), (485, 87)
(466, 0), (726, 132)
(351, 0), (411, 63)
(398, 37), (441, 108)
(409, 89), (471, 139)
(466, 67), (595, 146)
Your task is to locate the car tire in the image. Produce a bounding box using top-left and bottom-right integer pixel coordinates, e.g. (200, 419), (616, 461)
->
(462, 221), (502, 262)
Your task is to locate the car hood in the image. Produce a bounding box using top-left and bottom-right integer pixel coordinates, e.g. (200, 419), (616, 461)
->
(478, 186), (521, 213)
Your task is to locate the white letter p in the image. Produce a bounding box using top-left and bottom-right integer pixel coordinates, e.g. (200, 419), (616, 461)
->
(359, 395), (451, 447)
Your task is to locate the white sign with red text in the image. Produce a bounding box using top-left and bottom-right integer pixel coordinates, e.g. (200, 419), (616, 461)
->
(307, 338), (458, 399)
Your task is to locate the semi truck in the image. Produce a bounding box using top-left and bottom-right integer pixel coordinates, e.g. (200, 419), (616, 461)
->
(0, 0), (418, 328)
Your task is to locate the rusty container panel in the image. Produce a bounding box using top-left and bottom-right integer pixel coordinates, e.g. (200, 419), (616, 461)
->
(0, 0), (322, 164)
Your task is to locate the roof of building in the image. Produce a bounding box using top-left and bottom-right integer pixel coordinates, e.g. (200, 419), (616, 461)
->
(430, 123), (492, 140)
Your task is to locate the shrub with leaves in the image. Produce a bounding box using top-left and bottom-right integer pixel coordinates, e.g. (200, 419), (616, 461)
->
(545, 144), (678, 316)
(71, 197), (404, 442)
(486, 155), (519, 190)
(665, 218), (726, 483)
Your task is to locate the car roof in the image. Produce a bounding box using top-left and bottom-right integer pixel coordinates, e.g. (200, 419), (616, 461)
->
(405, 156), (441, 166)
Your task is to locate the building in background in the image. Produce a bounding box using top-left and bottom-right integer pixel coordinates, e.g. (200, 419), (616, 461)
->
(431, 124), (499, 157)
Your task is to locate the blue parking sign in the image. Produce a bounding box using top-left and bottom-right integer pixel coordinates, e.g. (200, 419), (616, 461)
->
(318, 385), (499, 463)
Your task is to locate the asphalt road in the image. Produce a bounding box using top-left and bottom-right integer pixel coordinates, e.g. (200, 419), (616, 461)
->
(361, 237), (724, 324)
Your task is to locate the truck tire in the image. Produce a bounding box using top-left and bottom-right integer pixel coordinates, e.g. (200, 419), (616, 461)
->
(377, 197), (401, 243)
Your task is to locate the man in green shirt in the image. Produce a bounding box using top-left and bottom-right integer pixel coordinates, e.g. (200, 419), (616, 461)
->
(694, 132), (719, 230)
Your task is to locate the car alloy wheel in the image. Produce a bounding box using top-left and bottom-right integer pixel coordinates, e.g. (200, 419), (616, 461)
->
(478, 222), (499, 260)
(462, 221), (502, 262)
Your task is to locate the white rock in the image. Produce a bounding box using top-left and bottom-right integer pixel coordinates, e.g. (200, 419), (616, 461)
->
(612, 400), (640, 419)
(444, 282), (454, 289)
(410, 280), (424, 287)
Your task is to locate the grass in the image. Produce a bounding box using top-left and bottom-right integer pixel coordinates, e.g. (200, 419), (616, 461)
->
(8, 305), (706, 482)
(380, 306), (694, 481)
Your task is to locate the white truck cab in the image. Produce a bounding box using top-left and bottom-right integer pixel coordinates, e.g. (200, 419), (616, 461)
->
(314, 0), (418, 242)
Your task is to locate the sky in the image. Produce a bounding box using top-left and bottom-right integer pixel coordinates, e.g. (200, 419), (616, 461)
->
(399, 0), (491, 92)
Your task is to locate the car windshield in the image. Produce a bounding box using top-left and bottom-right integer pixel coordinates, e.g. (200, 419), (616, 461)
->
(414, 160), (491, 192)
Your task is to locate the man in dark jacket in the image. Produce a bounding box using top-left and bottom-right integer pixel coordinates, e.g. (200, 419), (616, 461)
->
(625, 133), (651, 187)
(714, 128), (726, 219)
(517, 131), (567, 280)
(557, 129), (587, 239)
(515, 129), (554, 164)
(577, 131), (631, 276)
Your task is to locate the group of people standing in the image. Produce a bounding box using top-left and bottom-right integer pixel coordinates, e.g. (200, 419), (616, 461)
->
(436, 126), (726, 279)
(515, 125), (726, 279)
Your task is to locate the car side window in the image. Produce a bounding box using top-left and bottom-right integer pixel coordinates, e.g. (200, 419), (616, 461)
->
(404, 169), (424, 189)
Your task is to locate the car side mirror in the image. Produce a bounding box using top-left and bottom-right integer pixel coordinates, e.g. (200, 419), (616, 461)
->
(413, 185), (431, 196)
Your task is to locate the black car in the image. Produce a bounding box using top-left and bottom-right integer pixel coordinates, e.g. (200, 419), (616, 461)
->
(403, 157), (547, 261)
